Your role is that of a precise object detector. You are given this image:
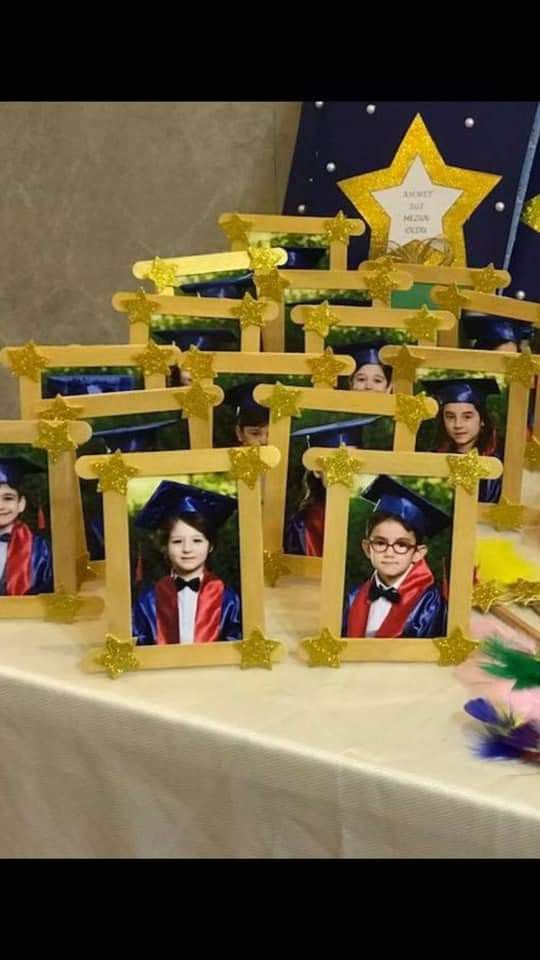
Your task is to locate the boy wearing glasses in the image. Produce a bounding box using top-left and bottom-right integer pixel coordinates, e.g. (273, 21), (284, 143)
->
(344, 476), (450, 639)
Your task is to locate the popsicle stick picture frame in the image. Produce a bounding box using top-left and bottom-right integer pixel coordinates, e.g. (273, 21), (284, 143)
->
(0, 419), (103, 621)
(132, 248), (288, 295)
(252, 382), (438, 579)
(75, 445), (285, 674)
(299, 446), (502, 665)
(379, 343), (540, 525)
(431, 284), (540, 348)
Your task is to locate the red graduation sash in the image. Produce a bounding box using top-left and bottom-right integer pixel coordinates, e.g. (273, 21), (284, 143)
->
(155, 570), (225, 645)
(4, 521), (33, 596)
(304, 501), (326, 557)
(347, 558), (435, 638)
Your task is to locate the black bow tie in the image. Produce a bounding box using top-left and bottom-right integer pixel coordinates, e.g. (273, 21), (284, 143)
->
(175, 577), (201, 593)
(369, 581), (400, 604)
(0, 534), (11, 543)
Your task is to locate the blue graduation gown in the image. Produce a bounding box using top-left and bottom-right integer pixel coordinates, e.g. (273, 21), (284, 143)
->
(132, 576), (242, 645)
(0, 532), (53, 595)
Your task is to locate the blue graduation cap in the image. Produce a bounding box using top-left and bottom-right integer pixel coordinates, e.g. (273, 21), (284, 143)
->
(0, 455), (46, 488)
(44, 372), (137, 398)
(462, 311), (534, 350)
(151, 327), (238, 350)
(283, 246), (326, 269)
(291, 416), (381, 448)
(421, 377), (500, 408)
(224, 382), (270, 425)
(333, 340), (390, 373)
(361, 476), (451, 538)
(134, 480), (237, 531)
(179, 273), (256, 299)
(92, 419), (181, 454)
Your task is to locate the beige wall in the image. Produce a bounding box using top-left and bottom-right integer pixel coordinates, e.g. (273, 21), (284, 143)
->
(0, 101), (301, 415)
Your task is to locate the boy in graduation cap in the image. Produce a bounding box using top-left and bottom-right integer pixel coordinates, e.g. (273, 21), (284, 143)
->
(132, 481), (242, 646)
(421, 378), (503, 503)
(334, 341), (393, 393)
(151, 328), (238, 386)
(344, 476), (449, 639)
(44, 371), (138, 398)
(462, 311), (534, 353)
(0, 455), (53, 595)
(224, 382), (270, 447)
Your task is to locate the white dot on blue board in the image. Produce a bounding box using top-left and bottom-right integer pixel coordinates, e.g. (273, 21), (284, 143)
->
(326, 162), (336, 173)
(366, 104), (376, 115)
(516, 290), (526, 300)
(495, 201), (505, 212)
(297, 204), (306, 214)
(315, 101), (324, 109)
(465, 117), (475, 128)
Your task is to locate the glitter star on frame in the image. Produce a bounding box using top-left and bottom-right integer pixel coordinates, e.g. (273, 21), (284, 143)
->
(91, 451), (139, 495)
(525, 437), (540, 470)
(304, 300), (341, 338)
(178, 345), (215, 381)
(38, 395), (83, 421)
(471, 264), (500, 294)
(389, 344), (425, 381)
(307, 347), (349, 387)
(433, 627), (478, 666)
(174, 382), (216, 420)
(231, 292), (267, 330)
(301, 628), (347, 668)
(33, 419), (77, 463)
(316, 446), (363, 488)
(521, 195), (540, 232)
(121, 288), (159, 326)
(254, 268), (290, 301)
(404, 305), (440, 343)
(323, 210), (356, 244)
(485, 497), (524, 531)
(96, 634), (140, 679)
(446, 448), (490, 495)
(144, 257), (178, 292)
(504, 347), (540, 388)
(133, 340), (173, 376)
(395, 392), (432, 434)
(431, 283), (470, 319)
(263, 550), (291, 587)
(221, 214), (253, 247)
(234, 628), (281, 670)
(6, 341), (49, 382)
(264, 382), (303, 423)
(228, 446), (271, 490)
(363, 268), (399, 306)
(248, 244), (282, 275)
(43, 587), (84, 623)
(471, 580), (508, 614)
(507, 579), (540, 606)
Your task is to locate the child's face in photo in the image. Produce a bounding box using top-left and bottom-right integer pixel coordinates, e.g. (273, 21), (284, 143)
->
(494, 341), (518, 353)
(167, 518), (211, 576)
(0, 484), (26, 532)
(235, 424), (269, 446)
(362, 518), (426, 584)
(351, 363), (390, 393)
(179, 369), (193, 386)
(442, 402), (482, 450)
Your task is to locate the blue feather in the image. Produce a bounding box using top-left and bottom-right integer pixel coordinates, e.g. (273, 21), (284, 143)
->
(464, 698), (500, 725)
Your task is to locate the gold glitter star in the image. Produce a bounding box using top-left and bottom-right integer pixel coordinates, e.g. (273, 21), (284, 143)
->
(434, 626), (478, 666)
(33, 420), (76, 463)
(472, 580), (508, 614)
(363, 267), (399, 306)
(507, 579), (540, 606)
(521, 195), (540, 233)
(338, 113), (500, 263)
(254, 268), (290, 301)
(525, 437), (540, 470)
(248, 243), (282, 275)
(174, 382), (216, 420)
(230, 292), (267, 330)
(133, 340), (173, 376)
(304, 300), (341, 338)
(96, 634), (139, 679)
(323, 210), (356, 243)
(263, 550), (291, 587)
(301, 628), (347, 668)
(43, 586), (83, 623)
(178, 345), (215, 381)
(144, 257), (178, 292)
(404, 304), (440, 343)
(485, 497), (524, 531)
(471, 263), (500, 294)
(91, 451), (139, 495)
(395, 392), (433, 434)
(316, 446), (363, 488)
(389, 345), (425, 381)
(38, 395), (83, 421)
(121, 288), (159, 326)
(504, 347), (540, 388)
(307, 347), (349, 387)
(234, 628), (281, 670)
(221, 213), (253, 247)
(6, 341), (49, 382)
(431, 283), (470, 319)
(264, 382), (303, 423)
(447, 448), (490, 495)
(228, 446), (271, 489)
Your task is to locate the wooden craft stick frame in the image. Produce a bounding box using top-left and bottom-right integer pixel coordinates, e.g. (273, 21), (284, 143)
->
(253, 383), (438, 578)
(75, 445), (285, 671)
(291, 303), (456, 354)
(302, 446), (502, 662)
(132, 249), (288, 295)
(0, 420), (103, 620)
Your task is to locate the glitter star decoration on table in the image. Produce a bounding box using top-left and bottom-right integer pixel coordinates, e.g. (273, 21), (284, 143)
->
(521, 194), (540, 232)
(91, 451), (139, 495)
(504, 347), (540, 387)
(525, 437), (540, 470)
(363, 267), (399, 306)
(446, 448), (490, 494)
(248, 244), (282, 274)
(234, 628), (281, 670)
(433, 627), (478, 666)
(304, 300), (341, 338)
(263, 550), (291, 587)
(43, 587), (83, 623)
(470, 263), (501, 294)
(388, 344), (425, 381)
(404, 305), (441, 342)
(431, 283), (470, 319)
(307, 347), (349, 387)
(38, 395), (83, 421)
(6, 341), (49, 381)
(254, 268), (290, 301)
(471, 580), (508, 614)
(121, 288), (159, 326)
(178, 345), (215, 381)
(33, 419), (77, 463)
(316, 446), (363, 488)
(228, 446), (271, 489)
(133, 340), (173, 376)
(144, 257), (178, 292)
(231, 292), (267, 330)
(395, 392), (433, 434)
(96, 634), (140, 679)
(221, 214), (253, 247)
(174, 382), (216, 420)
(508, 579), (540, 606)
(301, 628), (347, 668)
(264, 382), (303, 423)
(323, 210), (356, 243)
(485, 497), (524, 531)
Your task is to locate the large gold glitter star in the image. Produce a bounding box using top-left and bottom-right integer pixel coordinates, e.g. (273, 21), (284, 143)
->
(248, 244), (282, 274)
(230, 292), (267, 329)
(471, 580), (508, 614)
(471, 263), (501, 294)
(316, 446), (363, 488)
(221, 213), (252, 247)
(521, 195), (540, 232)
(43, 586), (83, 623)
(91, 451), (139, 495)
(447, 448), (490, 495)
(121, 288), (159, 326)
(304, 300), (341, 338)
(264, 382), (303, 423)
(433, 626), (478, 666)
(234, 628), (281, 670)
(404, 304), (441, 342)
(178, 345), (215, 381)
(395, 392), (433, 434)
(228, 446), (271, 489)
(525, 437), (540, 470)
(263, 550), (291, 587)
(254, 268), (290, 301)
(96, 634), (139, 679)
(323, 210), (356, 243)
(144, 257), (178, 292)
(338, 113), (500, 263)
(6, 341), (49, 382)
(307, 347), (349, 387)
(485, 497), (524, 531)
(388, 344), (425, 381)
(174, 382), (216, 420)
(301, 628), (347, 668)
(431, 283), (470, 319)
(38, 395), (83, 421)
(33, 419), (76, 463)
(133, 340), (173, 376)
(363, 267), (400, 306)
(504, 347), (540, 388)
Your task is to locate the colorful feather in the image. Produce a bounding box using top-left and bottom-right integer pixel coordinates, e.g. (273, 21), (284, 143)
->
(479, 636), (540, 690)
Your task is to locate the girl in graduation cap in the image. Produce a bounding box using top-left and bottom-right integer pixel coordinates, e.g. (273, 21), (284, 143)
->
(462, 312), (534, 353)
(0, 456), (53, 596)
(151, 328), (239, 387)
(422, 378), (503, 503)
(334, 341), (393, 394)
(344, 476), (449, 639)
(132, 481), (242, 645)
(224, 382), (270, 447)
